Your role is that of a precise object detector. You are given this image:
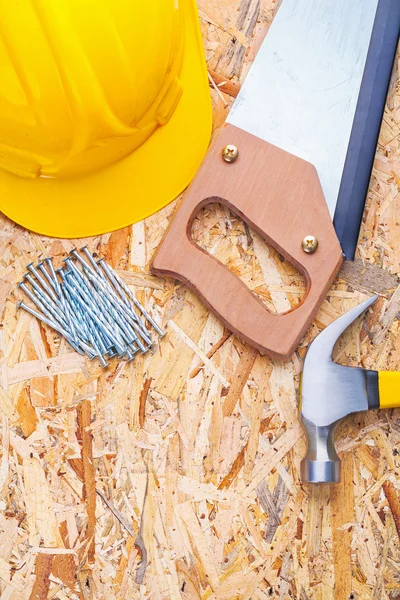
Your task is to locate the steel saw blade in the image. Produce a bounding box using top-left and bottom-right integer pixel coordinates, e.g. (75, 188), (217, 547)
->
(227, 0), (400, 258)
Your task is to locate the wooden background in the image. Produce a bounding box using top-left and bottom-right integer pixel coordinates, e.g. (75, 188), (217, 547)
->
(0, 0), (399, 598)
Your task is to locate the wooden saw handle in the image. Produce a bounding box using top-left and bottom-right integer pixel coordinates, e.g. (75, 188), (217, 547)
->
(151, 124), (343, 359)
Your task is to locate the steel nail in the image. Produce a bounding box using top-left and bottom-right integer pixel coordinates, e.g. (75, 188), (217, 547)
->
(125, 348), (134, 361)
(80, 246), (106, 279)
(76, 337), (97, 359)
(85, 267), (151, 342)
(65, 257), (87, 283)
(20, 280), (104, 364)
(97, 354), (109, 368)
(44, 257), (62, 296)
(64, 273), (121, 345)
(63, 256), (82, 278)
(65, 281), (125, 354)
(56, 268), (66, 281)
(99, 260), (165, 337)
(84, 269), (147, 337)
(62, 284), (90, 340)
(129, 335), (147, 353)
(128, 342), (140, 355)
(37, 261), (57, 293)
(62, 303), (80, 345)
(85, 325), (108, 366)
(97, 258), (130, 306)
(85, 268), (129, 311)
(69, 248), (99, 278)
(65, 263), (107, 324)
(81, 276), (149, 348)
(26, 262), (59, 303)
(49, 290), (97, 360)
(130, 319), (152, 345)
(23, 253), (153, 366)
(17, 301), (84, 355)
(56, 283), (79, 344)
(18, 282), (68, 330)
(87, 317), (108, 356)
(91, 287), (143, 348)
(23, 274), (67, 324)
(64, 285), (92, 341)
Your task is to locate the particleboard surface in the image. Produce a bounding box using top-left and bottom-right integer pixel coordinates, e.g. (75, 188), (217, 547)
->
(0, 1), (399, 599)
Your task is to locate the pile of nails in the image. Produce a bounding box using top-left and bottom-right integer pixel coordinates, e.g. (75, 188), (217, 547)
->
(17, 247), (165, 367)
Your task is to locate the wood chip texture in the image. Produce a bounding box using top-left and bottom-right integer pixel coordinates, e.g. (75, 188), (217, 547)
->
(0, 1), (399, 598)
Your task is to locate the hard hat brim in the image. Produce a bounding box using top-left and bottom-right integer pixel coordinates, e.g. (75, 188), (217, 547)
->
(0, 2), (212, 238)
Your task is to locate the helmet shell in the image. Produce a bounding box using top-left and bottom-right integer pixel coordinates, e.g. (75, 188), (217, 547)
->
(0, 0), (212, 237)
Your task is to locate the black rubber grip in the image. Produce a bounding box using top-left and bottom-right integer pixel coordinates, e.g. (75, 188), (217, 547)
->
(366, 370), (380, 410)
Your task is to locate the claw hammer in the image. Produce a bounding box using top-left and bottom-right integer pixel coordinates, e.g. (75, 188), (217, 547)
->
(299, 296), (400, 483)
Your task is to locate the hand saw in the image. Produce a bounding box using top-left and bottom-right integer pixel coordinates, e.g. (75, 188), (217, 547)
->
(152, 0), (400, 359)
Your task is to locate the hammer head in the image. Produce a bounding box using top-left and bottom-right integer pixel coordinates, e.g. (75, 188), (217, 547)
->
(300, 296), (378, 483)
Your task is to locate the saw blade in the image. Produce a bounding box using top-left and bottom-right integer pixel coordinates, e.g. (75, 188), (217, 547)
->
(227, 0), (379, 219)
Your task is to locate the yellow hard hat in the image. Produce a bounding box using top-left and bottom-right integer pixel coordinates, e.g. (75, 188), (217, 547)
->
(0, 0), (212, 238)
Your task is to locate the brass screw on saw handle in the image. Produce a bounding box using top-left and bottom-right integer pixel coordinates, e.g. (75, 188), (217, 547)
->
(301, 235), (319, 254)
(222, 144), (239, 163)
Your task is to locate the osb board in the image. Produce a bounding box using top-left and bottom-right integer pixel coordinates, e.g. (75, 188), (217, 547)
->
(0, 0), (399, 598)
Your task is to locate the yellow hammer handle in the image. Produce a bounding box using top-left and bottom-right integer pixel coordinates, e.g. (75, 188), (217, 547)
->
(379, 372), (400, 409)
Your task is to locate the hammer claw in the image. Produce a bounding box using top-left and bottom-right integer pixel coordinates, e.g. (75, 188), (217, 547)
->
(298, 294), (399, 484)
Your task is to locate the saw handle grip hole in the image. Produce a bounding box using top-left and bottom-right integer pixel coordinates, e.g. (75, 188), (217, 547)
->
(190, 201), (306, 315)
